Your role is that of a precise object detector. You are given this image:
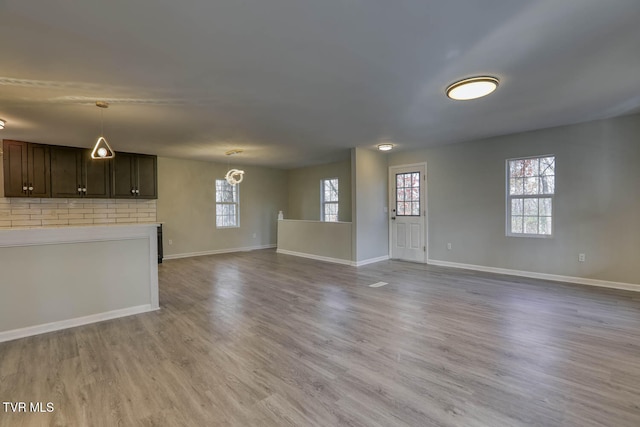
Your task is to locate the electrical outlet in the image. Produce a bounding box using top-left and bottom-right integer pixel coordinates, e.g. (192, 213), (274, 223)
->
(578, 253), (585, 262)
(168, 239), (173, 245)
(447, 243), (452, 250)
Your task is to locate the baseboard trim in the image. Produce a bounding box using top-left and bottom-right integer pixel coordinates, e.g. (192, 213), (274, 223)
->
(164, 244), (276, 260)
(354, 255), (390, 267)
(0, 304), (157, 343)
(276, 249), (389, 267)
(427, 258), (640, 292)
(276, 249), (353, 266)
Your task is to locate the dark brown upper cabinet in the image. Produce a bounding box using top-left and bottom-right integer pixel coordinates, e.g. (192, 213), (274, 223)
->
(50, 146), (111, 198)
(3, 140), (156, 199)
(2, 140), (51, 198)
(112, 152), (157, 199)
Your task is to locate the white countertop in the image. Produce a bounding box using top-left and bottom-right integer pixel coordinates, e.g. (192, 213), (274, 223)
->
(0, 223), (160, 247)
(0, 223), (161, 231)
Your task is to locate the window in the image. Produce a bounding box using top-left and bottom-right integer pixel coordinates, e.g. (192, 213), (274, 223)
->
(216, 179), (239, 228)
(507, 155), (555, 236)
(321, 178), (339, 222)
(395, 172), (420, 216)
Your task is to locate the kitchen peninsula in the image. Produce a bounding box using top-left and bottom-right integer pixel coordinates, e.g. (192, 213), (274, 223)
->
(0, 224), (159, 342)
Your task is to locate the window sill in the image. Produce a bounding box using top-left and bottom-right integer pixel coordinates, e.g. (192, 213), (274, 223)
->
(506, 233), (553, 239)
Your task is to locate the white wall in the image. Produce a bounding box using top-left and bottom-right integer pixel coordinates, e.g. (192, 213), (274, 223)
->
(389, 113), (640, 285)
(277, 219), (352, 263)
(157, 157), (288, 257)
(286, 159), (352, 222)
(351, 148), (389, 263)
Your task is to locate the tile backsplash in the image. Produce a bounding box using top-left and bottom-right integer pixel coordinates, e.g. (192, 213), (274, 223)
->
(0, 198), (157, 228)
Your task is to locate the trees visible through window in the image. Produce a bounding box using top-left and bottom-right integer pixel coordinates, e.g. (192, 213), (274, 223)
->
(321, 178), (339, 222)
(507, 155), (555, 236)
(216, 179), (239, 228)
(396, 172), (420, 216)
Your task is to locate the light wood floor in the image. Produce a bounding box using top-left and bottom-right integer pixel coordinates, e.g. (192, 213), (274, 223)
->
(1, 249), (640, 426)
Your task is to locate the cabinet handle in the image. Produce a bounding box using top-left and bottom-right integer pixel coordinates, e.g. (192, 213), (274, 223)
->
(28, 184), (34, 192)
(131, 188), (136, 194)
(82, 188), (87, 193)
(23, 184), (28, 193)
(78, 186), (82, 195)
(135, 189), (140, 194)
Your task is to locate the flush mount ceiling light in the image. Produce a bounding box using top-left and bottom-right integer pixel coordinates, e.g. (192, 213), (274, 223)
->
(91, 101), (115, 159)
(225, 149), (245, 185)
(446, 76), (499, 100)
(0, 119), (5, 129)
(377, 143), (394, 151)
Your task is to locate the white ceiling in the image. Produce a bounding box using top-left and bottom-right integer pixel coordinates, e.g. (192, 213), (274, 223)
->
(1, 0), (639, 168)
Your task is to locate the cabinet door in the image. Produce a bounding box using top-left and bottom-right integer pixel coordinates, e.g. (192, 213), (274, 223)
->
(2, 140), (28, 197)
(50, 146), (82, 198)
(136, 154), (157, 199)
(111, 152), (136, 198)
(27, 144), (51, 198)
(83, 150), (111, 198)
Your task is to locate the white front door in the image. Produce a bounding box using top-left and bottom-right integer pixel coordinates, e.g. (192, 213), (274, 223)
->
(389, 164), (426, 262)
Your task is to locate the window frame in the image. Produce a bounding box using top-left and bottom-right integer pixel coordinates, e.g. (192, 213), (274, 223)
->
(505, 154), (555, 238)
(215, 179), (240, 229)
(320, 177), (339, 222)
(395, 171), (421, 217)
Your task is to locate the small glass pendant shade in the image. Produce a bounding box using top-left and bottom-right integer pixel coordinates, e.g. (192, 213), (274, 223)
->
(91, 136), (115, 159)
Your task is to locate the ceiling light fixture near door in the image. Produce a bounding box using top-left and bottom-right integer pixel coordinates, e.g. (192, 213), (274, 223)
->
(446, 76), (499, 100)
(91, 101), (115, 159)
(225, 149), (245, 185)
(0, 119), (5, 129)
(377, 143), (394, 151)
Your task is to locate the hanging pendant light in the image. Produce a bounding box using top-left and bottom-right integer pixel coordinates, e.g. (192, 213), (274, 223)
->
(91, 101), (115, 159)
(225, 168), (245, 185)
(225, 149), (245, 185)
